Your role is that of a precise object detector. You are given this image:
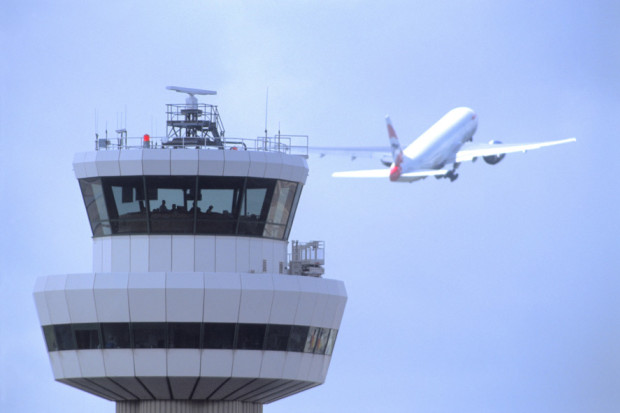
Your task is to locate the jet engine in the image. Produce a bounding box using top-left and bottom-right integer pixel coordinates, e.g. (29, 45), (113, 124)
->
(483, 140), (506, 165)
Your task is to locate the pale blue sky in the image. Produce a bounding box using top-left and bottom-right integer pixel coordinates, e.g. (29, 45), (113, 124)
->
(1, 1), (619, 412)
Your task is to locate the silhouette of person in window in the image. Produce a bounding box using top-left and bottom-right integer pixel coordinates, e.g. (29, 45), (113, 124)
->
(159, 200), (168, 212)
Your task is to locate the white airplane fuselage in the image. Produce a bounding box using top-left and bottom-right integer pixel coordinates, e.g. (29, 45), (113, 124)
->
(395, 107), (478, 181)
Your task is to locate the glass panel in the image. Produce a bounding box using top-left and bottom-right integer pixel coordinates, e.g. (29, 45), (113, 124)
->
(101, 323), (130, 349)
(236, 324), (266, 350)
(168, 322), (201, 349)
(203, 323), (236, 349)
(54, 324), (75, 350)
(196, 177), (243, 234)
(145, 177), (196, 234)
(284, 184), (302, 240)
(325, 329), (338, 356)
(304, 326), (320, 353)
(314, 328), (330, 355)
(79, 178), (111, 236)
(103, 177), (147, 234)
(238, 178), (274, 236)
(132, 322), (167, 348)
(264, 181), (297, 239)
(287, 325), (309, 352)
(264, 324), (291, 351)
(43, 325), (58, 351)
(74, 323), (101, 350)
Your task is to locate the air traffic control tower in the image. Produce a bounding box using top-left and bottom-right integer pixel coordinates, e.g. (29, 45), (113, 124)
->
(33, 87), (347, 413)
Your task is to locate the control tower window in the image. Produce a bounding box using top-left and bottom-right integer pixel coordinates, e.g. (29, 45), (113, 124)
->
(146, 177), (196, 234)
(79, 176), (303, 239)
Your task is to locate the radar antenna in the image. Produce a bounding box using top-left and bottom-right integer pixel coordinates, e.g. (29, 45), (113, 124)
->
(165, 86), (224, 146)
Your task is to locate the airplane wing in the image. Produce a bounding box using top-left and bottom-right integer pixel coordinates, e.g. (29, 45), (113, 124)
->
(309, 146), (391, 159)
(333, 168), (449, 178)
(455, 138), (576, 163)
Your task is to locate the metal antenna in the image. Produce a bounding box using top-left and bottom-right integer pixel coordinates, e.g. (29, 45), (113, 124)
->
(264, 87), (269, 138)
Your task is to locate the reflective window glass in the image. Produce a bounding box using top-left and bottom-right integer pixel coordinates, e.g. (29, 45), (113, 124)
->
(196, 177), (243, 234)
(79, 178), (111, 236)
(237, 324), (266, 350)
(101, 323), (130, 349)
(238, 178), (274, 236)
(146, 177), (196, 233)
(132, 323), (167, 348)
(54, 324), (75, 350)
(325, 329), (338, 356)
(104, 177), (147, 234)
(288, 325), (309, 352)
(314, 328), (330, 355)
(265, 324), (291, 351)
(168, 322), (201, 348)
(43, 325), (58, 351)
(74, 323), (101, 350)
(304, 326), (320, 353)
(203, 323), (236, 349)
(264, 181), (298, 239)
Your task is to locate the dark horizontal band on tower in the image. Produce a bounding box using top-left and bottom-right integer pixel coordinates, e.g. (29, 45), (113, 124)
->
(42, 322), (337, 355)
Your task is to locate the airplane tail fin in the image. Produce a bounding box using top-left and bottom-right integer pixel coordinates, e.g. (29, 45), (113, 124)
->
(386, 116), (404, 167)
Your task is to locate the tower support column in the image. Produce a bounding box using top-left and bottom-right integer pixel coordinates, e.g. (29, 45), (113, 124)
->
(116, 400), (262, 413)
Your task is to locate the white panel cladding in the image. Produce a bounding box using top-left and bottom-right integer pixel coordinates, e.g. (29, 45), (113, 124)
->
(94, 273), (130, 322)
(166, 273), (204, 322)
(321, 280), (348, 329)
(48, 351), (64, 378)
(263, 152), (283, 180)
(167, 350), (201, 376)
(72, 152), (88, 179)
(223, 150), (250, 176)
(280, 154), (308, 184)
(292, 277), (321, 326)
(134, 349), (167, 376)
(249, 238), (264, 274)
(171, 150), (198, 175)
(33, 276), (51, 325)
(215, 237), (236, 272)
(195, 237), (216, 272)
(130, 235), (149, 272)
(201, 350), (233, 376)
(119, 150), (144, 176)
(296, 353), (315, 382)
(307, 354), (326, 383)
(142, 148), (171, 175)
(172, 236), (195, 272)
(101, 237), (112, 272)
(269, 275), (301, 325)
(45, 274), (71, 324)
(95, 150), (121, 176)
(261, 239), (274, 274)
(111, 236), (131, 272)
(204, 273), (241, 322)
(235, 237), (250, 273)
(238, 274), (273, 324)
(83, 151), (99, 178)
(77, 350), (106, 377)
(232, 350), (262, 378)
(58, 350), (82, 378)
(281, 352), (302, 380)
(259, 351), (286, 379)
(149, 235), (172, 271)
(92, 238), (103, 273)
(103, 349), (135, 376)
(309, 281), (329, 328)
(65, 273), (97, 324)
(128, 272), (166, 322)
(273, 240), (287, 274)
(198, 149), (225, 176)
(248, 151), (267, 177)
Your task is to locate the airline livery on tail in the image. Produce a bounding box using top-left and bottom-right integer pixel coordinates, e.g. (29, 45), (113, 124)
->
(323, 107), (575, 182)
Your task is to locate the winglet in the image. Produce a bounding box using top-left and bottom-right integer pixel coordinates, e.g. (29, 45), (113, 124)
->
(386, 116), (404, 181)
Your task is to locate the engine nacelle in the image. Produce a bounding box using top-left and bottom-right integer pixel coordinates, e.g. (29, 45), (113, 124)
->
(483, 140), (506, 165)
(380, 155), (393, 167)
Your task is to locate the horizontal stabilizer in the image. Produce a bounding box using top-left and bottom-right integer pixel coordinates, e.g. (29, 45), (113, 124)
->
(332, 169), (391, 178)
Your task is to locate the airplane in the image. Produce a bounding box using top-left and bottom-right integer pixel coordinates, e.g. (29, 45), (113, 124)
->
(318, 107), (575, 182)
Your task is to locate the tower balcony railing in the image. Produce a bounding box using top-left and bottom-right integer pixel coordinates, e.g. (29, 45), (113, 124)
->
(94, 134), (309, 157)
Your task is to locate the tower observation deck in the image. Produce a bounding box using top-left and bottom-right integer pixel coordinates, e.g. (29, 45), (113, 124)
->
(33, 87), (347, 413)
